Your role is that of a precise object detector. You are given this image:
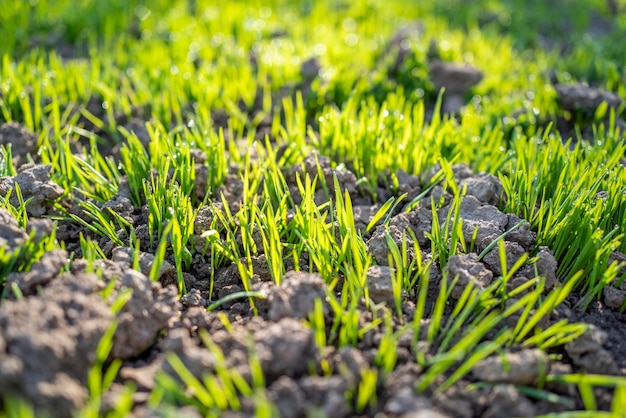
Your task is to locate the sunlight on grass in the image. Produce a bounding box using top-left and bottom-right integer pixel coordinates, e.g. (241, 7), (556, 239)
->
(1, 0), (626, 416)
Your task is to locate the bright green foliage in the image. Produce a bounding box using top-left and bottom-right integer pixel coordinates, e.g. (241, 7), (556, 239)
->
(149, 330), (276, 417)
(0, 225), (58, 300)
(2, 0), (626, 416)
(80, 289), (134, 418)
(0, 146), (17, 177)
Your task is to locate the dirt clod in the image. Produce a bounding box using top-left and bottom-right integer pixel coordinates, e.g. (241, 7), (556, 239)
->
(299, 375), (351, 418)
(535, 246), (559, 288)
(445, 253), (493, 299)
(181, 288), (208, 308)
(268, 376), (305, 418)
(0, 273), (112, 416)
(111, 246), (176, 283)
(456, 195), (509, 252)
(267, 270), (329, 321)
(0, 122), (38, 168)
(482, 241), (527, 277)
(482, 385), (536, 418)
(428, 59), (483, 114)
(603, 285), (625, 310)
(555, 83), (622, 113)
(460, 172), (503, 206)
(333, 346), (369, 383)
(385, 390), (431, 414)
(111, 270), (180, 359)
(102, 193), (134, 224)
(472, 348), (549, 385)
(0, 208), (28, 249)
(367, 206), (432, 265)
(401, 409), (451, 418)
(564, 324), (619, 375)
(366, 265), (404, 305)
(26, 217), (54, 244)
(505, 214), (536, 251)
(254, 318), (317, 380)
(161, 327), (218, 381)
(0, 164), (64, 217)
(6, 249), (68, 296)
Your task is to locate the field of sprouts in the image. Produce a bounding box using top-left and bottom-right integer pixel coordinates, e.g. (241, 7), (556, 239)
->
(1, 1), (626, 417)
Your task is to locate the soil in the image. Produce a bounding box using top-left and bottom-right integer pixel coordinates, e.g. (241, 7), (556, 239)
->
(1, 134), (625, 417)
(2, 12), (626, 418)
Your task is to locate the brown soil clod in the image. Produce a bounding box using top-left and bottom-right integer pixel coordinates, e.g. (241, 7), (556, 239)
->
(428, 58), (483, 114)
(471, 348), (550, 385)
(0, 273), (113, 416)
(555, 83), (622, 113)
(0, 122), (38, 169)
(266, 270), (329, 321)
(0, 164), (64, 217)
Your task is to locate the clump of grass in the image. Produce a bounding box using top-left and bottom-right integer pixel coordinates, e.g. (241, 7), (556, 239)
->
(0, 145), (17, 177)
(80, 288), (134, 418)
(501, 125), (626, 304)
(150, 329), (275, 417)
(0, 214), (58, 300)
